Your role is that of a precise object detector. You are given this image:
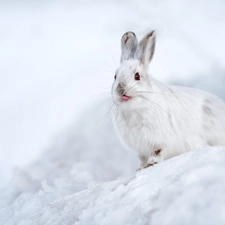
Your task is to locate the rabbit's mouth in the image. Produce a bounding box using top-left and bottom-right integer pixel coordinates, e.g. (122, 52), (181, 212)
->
(121, 94), (130, 101)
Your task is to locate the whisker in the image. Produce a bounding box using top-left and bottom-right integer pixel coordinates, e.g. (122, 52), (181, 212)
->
(87, 92), (111, 100)
(125, 82), (139, 94)
(102, 62), (116, 73)
(141, 96), (166, 114)
(96, 87), (111, 90)
(111, 52), (118, 70)
(103, 70), (118, 74)
(101, 101), (115, 129)
(99, 97), (114, 108)
(136, 91), (174, 96)
(110, 102), (118, 123)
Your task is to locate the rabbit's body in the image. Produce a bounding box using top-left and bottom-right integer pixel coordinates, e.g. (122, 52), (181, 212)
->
(113, 77), (225, 167)
(112, 32), (225, 169)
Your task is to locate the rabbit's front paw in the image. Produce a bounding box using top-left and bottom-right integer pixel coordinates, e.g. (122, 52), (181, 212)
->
(142, 162), (157, 169)
(143, 150), (163, 169)
(137, 149), (163, 171)
(136, 162), (157, 171)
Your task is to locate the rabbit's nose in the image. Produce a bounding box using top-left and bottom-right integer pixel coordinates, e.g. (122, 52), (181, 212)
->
(117, 83), (125, 95)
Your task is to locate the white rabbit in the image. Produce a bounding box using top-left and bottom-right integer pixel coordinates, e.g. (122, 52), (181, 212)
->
(111, 31), (225, 170)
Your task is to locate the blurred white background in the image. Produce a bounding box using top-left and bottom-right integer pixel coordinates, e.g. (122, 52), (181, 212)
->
(0, 0), (225, 187)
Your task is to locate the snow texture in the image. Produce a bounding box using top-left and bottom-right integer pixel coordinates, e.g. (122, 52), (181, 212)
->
(1, 122), (225, 225)
(1, 0), (225, 224)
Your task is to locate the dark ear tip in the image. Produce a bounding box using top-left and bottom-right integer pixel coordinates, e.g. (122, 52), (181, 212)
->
(146, 30), (156, 39)
(122, 31), (136, 39)
(121, 31), (137, 45)
(129, 31), (136, 37)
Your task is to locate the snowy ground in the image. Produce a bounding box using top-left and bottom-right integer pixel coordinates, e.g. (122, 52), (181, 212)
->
(1, 129), (225, 225)
(0, 0), (225, 224)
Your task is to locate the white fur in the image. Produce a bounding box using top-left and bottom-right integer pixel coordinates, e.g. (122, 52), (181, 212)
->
(112, 31), (225, 169)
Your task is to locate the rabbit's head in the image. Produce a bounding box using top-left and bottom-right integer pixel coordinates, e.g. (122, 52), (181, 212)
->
(112, 31), (156, 110)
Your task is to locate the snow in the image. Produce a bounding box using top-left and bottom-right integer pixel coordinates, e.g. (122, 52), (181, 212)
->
(0, 0), (225, 224)
(1, 135), (225, 224)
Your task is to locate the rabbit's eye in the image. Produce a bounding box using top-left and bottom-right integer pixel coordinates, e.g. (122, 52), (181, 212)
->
(134, 73), (140, 80)
(114, 74), (116, 80)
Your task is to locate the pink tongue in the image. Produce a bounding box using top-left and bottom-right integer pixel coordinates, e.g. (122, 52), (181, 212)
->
(121, 94), (130, 101)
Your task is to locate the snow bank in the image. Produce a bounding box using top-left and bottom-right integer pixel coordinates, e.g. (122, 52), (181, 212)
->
(1, 144), (225, 224)
(42, 147), (224, 225)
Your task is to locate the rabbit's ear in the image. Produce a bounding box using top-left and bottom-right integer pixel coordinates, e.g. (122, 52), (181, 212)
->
(120, 32), (138, 64)
(135, 31), (156, 68)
